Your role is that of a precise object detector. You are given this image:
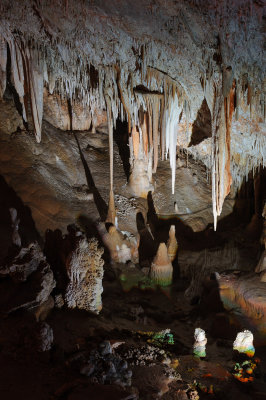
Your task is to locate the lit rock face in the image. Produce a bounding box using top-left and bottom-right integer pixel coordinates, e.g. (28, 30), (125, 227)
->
(150, 242), (173, 286)
(0, 0), (264, 229)
(43, 87), (107, 131)
(65, 236), (104, 314)
(233, 330), (255, 357)
(216, 272), (266, 338)
(255, 203), (266, 280)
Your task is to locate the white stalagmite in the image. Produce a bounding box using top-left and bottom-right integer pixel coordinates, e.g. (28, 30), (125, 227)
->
(233, 330), (255, 356)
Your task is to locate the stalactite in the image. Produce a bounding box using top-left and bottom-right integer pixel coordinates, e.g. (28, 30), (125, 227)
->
(152, 96), (160, 173)
(0, 36), (7, 98)
(25, 47), (44, 143)
(105, 91), (117, 226)
(8, 37), (27, 121)
(165, 93), (182, 194)
(211, 72), (235, 231)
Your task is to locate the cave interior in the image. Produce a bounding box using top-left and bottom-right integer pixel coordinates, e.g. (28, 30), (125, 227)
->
(0, 1), (266, 399)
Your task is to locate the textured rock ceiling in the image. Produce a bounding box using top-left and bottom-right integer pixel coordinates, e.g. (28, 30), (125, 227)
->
(0, 0), (265, 228)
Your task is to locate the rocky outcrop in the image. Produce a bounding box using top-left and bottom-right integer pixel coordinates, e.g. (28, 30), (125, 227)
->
(0, 242), (55, 313)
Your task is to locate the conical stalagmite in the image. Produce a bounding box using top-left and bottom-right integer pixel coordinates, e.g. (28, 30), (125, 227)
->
(150, 242), (173, 286)
(167, 225), (178, 262)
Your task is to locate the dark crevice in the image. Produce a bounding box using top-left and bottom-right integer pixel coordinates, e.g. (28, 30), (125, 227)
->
(113, 119), (130, 181)
(189, 98), (211, 146)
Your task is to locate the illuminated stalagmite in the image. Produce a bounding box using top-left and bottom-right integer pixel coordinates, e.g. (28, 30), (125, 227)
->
(150, 243), (173, 286)
(167, 225), (178, 263)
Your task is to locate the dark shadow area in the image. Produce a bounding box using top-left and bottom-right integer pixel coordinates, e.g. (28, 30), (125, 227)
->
(113, 119), (130, 181)
(73, 132), (108, 221)
(0, 175), (41, 264)
(217, 167), (266, 242)
(189, 98), (211, 146)
(136, 210), (157, 266)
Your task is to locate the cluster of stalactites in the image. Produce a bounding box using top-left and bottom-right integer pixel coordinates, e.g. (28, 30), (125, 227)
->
(1, 30), (265, 230)
(204, 67), (265, 230)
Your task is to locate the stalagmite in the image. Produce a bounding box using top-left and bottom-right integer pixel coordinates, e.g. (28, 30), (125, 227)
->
(167, 225), (178, 262)
(98, 223), (139, 264)
(193, 328), (207, 358)
(233, 330), (255, 357)
(128, 122), (153, 198)
(150, 243), (173, 286)
(65, 236), (104, 314)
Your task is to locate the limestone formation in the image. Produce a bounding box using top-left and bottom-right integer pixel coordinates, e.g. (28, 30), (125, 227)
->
(99, 223), (139, 264)
(65, 236), (104, 314)
(0, 242), (55, 313)
(167, 225), (178, 262)
(36, 322), (54, 352)
(193, 328), (207, 358)
(233, 330), (255, 357)
(2, 242), (46, 281)
(150, 243), (173, 286)
(128, 123), (154, 198)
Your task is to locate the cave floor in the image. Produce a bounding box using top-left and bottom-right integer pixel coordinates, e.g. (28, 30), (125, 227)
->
(1, 270), (266, 400)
